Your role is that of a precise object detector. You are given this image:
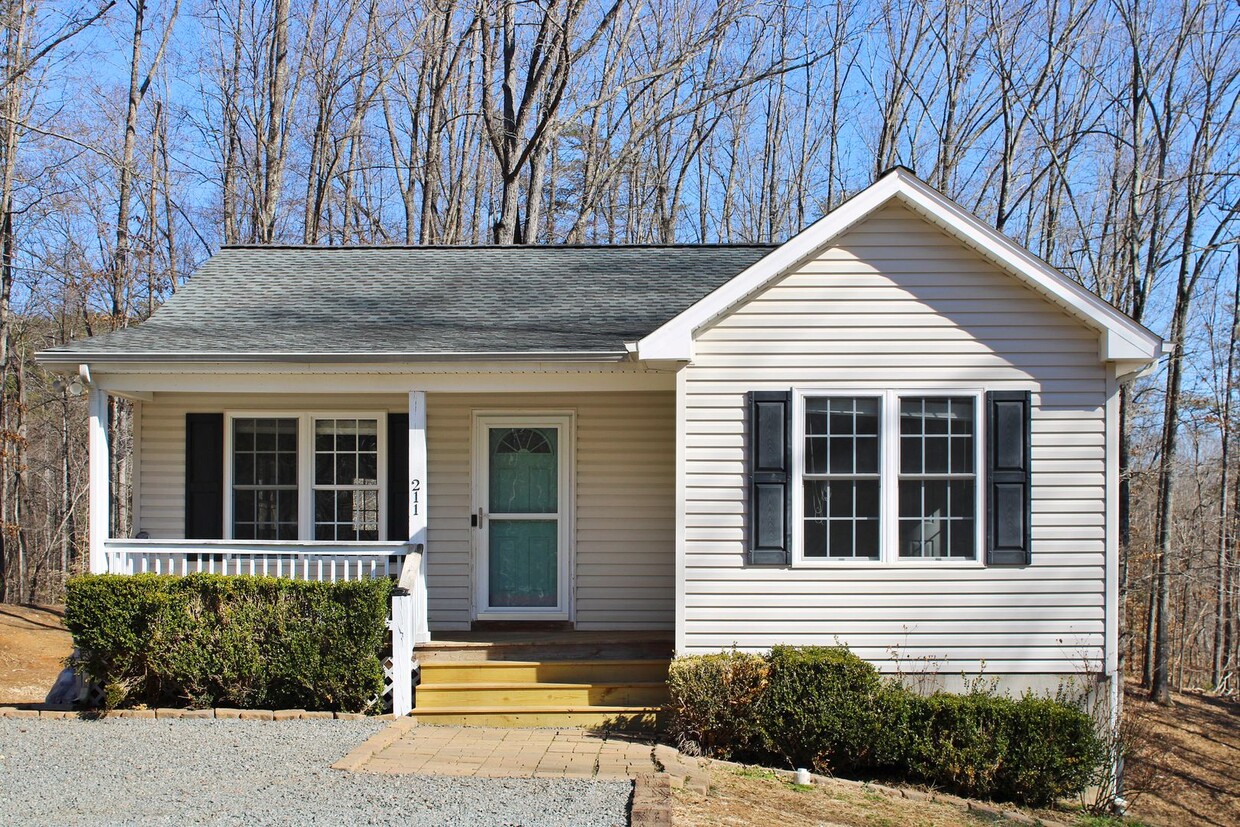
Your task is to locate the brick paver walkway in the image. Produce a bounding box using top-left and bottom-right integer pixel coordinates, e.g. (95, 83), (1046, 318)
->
(334, 720), (678, 781)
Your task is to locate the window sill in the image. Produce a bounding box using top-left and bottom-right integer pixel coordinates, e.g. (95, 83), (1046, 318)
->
(793, 556), (985, 569)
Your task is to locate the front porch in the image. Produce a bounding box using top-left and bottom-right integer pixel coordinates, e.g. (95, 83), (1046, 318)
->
(83, 370), (677, 720)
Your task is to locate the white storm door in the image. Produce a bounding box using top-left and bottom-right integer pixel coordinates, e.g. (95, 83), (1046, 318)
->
(473, 414), (573, 620)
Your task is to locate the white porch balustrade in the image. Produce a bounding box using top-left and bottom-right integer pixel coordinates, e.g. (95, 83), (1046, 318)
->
(101, 538), (414, 581)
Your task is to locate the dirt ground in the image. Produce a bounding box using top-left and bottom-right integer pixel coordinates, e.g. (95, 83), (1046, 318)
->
(673, 766), (1002, 827)
(0, 604), (72, 704)
(1123, 685), (1239, 827)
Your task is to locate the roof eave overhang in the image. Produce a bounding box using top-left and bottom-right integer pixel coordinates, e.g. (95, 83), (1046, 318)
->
(34, 349), (631, 372)
(635, 169), (1165, 368)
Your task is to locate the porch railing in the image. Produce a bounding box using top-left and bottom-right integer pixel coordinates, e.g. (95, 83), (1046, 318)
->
(101, 538), (411, 581)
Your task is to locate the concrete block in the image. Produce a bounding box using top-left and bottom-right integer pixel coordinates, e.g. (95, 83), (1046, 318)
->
(238, 709), (274, 721)
(214, 708), (243, 719)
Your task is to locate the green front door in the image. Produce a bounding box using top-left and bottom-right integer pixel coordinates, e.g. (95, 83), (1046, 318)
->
(485, 425), (561, 609)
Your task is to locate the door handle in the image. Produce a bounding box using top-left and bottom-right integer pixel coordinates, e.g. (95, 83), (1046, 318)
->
(472, 508), (485, 527)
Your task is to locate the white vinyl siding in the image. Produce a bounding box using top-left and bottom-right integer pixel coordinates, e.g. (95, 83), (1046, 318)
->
(680, 201), (1109, 675)
(135, 390), (674, 632)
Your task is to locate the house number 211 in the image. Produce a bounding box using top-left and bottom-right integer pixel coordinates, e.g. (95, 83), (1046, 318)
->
(410, 479), (421, 516)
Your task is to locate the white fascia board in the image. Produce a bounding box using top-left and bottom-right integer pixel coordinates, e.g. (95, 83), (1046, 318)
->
(35, 349), (628, 371)
(90, 363), (676, 394)
(636, 169), (1165, 366)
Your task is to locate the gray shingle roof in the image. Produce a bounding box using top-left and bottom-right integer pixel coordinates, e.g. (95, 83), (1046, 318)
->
(42, 245), (776, 360)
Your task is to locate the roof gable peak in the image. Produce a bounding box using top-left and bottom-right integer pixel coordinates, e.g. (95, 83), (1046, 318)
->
(635, 168), (1163, 366)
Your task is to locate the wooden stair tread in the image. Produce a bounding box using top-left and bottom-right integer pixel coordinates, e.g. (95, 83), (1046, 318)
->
(418, 658), (667, 668)
(417, 681), (669, 690)
(413, 705), (661, 714)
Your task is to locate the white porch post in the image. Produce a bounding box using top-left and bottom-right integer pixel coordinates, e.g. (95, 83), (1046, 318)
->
(408, 391), (430, 643)
(87, 383), (110, 574)
(388, 590), (414, 717)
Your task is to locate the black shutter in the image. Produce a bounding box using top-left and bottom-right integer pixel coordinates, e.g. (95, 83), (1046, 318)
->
(986, 391), (1032, 566)
(747, 391), (792, 565)
(185, 413), (224, 539)
(387, 413), (409, 542)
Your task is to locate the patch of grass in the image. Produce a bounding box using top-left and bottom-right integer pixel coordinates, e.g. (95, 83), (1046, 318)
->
(731, 765), (780, 782)
(1075, 816), (1154, 827)
(729, 764), (814, 793)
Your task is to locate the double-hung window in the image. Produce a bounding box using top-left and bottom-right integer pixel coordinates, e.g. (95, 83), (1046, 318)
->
(226, 413), (386, 541)
(232, 418), (299, 540)
(898, 397), (976, 559)
(795, 391), (981, 563)
(802, 397), (881, 559)
(313, 418), (380, 541)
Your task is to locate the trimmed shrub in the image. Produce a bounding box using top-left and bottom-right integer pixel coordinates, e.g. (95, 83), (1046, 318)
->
(666, 650), (768, 758)
(904, 691), (1011, 799)
(664, 646), (1106, 806)
(757, 646), (885, 774)
(64, 573), (392, 712)
(993, 693), (1105, 806)
(905, 690), (1104, 806)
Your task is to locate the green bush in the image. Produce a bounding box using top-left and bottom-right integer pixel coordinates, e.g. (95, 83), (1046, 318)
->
(758, 646), (885, 774)
(64, 573), (392, 712)
(666, 650), (768, 758)
(665, 646), (1105, 806)
(905, 690), (1104, 806)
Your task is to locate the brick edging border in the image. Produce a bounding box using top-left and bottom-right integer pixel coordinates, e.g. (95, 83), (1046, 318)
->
(0, 706), (377, 721)
(630, 774), (673, 826)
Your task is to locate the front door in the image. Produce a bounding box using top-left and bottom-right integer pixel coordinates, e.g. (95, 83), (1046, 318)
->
(473, 414), (572, 620)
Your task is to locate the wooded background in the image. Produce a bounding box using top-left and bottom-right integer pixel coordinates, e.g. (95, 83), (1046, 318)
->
(0, 0), (1236, 702)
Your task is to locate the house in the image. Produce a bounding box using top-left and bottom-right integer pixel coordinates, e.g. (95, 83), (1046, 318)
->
(37, 169), (1164, 724)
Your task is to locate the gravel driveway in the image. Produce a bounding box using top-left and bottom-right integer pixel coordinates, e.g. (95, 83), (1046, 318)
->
(0, 718), (631, 826)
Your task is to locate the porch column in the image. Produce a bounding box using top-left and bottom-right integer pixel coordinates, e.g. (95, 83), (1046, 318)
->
(87, 383), (110, 574)
(408, 391), (430, 643)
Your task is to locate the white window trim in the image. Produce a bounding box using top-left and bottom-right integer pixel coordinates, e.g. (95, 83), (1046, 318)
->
(791, 389), (985, 568)
(223, 410), (388, 542)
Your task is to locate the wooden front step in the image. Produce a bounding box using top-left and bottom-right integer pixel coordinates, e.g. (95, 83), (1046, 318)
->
(418, 659), (669, 685)
(414, 681), (669, 709)
(416, 631), (673, 663)
(412, 649), (670, 729)
(410, 706), (663, 730)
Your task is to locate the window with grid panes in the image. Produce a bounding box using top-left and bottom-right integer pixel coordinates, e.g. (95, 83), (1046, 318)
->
(313, 418), (380, 541)
(898, 397), (976, 558)
(802, 396), (881, 559)
(231, 418), (299, 540)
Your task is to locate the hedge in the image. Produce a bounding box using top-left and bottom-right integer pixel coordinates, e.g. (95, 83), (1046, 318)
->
(64, 573), (392, 712)
(666, 650), (768, 759)
(666, 646), (1104, 807)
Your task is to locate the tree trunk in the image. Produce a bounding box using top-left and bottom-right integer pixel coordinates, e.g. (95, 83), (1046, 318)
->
(1215, 275), (1238, 688)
